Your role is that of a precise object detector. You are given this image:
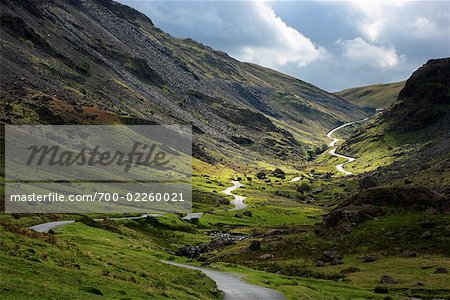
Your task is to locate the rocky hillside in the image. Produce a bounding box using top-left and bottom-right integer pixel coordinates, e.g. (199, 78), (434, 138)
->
(339, 58), (450, 194)
(0, 0), (366, 166)
(335, 81), (405, 109)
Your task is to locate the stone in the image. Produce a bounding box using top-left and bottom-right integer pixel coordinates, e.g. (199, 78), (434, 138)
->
(322, 250), (341, 262)
(421, 230), (432, 239)
(315, 260), (325, 267)
(425, 207), (438, 215)
(271, 168), (286, 179)
(256, 171), (266, 179)
(312, 188), (323, 194)
(248, 240), (261, 251)
(243, 210), (253, 217)
(235, 213), (243, 218)
(380, 275), (398, 284)
(401, 251), (416, 257)
(373, 286), (388, 294)
(361, 255), (377, 263)
(258, 254), (274, 260)
(434, 267), (448, 274)
(416, 281), (425, 286)
(420, 265), (433, 270)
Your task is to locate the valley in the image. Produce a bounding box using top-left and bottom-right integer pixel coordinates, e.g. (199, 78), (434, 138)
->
(0, 0), (449, 299)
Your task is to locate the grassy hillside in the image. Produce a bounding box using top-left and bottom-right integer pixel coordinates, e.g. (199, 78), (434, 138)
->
(335, 81), (405, 109)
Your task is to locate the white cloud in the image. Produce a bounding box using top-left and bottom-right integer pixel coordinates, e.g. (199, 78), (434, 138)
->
(232, 1), (327, 68)
(360, 19), (384, 42)
(337, 38), (401, 68)
(407, 17), (440, 39)
(346, 0), (449, 43)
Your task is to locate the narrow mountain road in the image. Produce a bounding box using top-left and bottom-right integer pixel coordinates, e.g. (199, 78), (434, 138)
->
(291, 118), (368, 180)
(163, 261), (286, 300)
(182, 180), (246, 220)
(30, 181), (246, 229)
(223, 180), (247, 210)
(326, 118), (368, 175)
(28, 214), (161, 233)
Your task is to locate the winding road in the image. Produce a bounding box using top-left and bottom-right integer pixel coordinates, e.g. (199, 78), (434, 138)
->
(28, 214), (161, 233)
(163, 261), (286, 300)
(222, 180), (247, 210)
(181, 180), (246, 220)
(291, 118), (368, 181)
(326, 118), (368, 175)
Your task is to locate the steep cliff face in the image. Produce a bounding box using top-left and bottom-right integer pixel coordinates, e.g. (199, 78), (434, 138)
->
(385, 58), (450, 131)
(0, 0), (366, 165)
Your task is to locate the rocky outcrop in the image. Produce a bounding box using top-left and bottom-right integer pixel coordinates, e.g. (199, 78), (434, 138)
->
(320, 186), (448, 236)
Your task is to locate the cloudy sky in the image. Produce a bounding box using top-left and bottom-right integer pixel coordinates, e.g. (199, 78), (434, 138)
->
(119, 0), (450, 91)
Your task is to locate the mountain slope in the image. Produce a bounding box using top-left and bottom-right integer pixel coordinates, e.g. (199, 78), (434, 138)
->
(0, 0), (367, 166)
(335, 81), (405, 109)
(339, 58), (450, 194)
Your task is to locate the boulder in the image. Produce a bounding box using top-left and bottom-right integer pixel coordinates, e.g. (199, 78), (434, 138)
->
(256, 171), (266, 179)
(421, 230), (432, 239)
(315, 260), (325, 267)
(373, 286), (388, 294)
(312, 188), (323, 194)
(361, 255), (377, 263)
(434, 267), (448, 274)
(401, 251), (416, 257)
(248, 240), (261, 251)
(271, 168), (286, 179)
(176, 243), (209, 259)
(219, 198), (231, 205)
(359, 176), (378, 189)
(258, 254), (274, 260)
(322, 250), (341, 262)
(243, 211), (253, 217)
(380, 275), (397, 284)
(425, 207), (438, 215)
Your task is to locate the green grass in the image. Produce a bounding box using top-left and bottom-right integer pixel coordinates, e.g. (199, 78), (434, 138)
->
(2, 158), (449, 300)
(182, 261), (397, 300)
(0, 220), (220, 299)
(335, 81), (405, 109)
